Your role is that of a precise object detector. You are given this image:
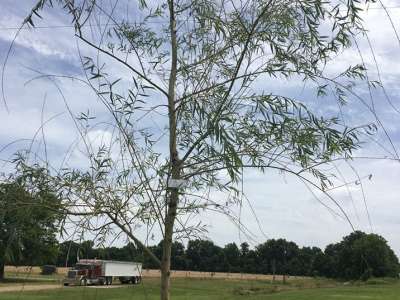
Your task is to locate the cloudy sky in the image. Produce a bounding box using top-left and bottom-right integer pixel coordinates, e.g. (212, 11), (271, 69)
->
(1, 0), (400, 256)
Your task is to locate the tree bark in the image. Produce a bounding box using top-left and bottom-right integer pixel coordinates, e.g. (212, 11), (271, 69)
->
(160, 189), (178, 300)
(0, 259), (5, 282)
(161, 0), (178, 299)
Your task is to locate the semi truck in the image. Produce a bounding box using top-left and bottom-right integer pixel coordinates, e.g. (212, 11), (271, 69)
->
(63, 259), (142, 286)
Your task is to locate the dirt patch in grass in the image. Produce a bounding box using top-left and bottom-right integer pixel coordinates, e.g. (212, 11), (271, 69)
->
(0, 284), (61, 293)
(6, 265), (309, 281)
(87, 285), (126, 289)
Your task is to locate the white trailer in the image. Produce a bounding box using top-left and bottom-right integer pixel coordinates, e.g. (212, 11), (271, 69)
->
(101, 260), (142, 284)
(63, 259), (142, 286)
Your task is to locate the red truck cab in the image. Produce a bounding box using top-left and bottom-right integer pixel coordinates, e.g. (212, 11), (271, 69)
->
(63, 261), (112, 286)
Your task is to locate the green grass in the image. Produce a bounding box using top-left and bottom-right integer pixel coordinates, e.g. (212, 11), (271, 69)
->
(0, 272), (62, 286)
(0, 277), (399, 300)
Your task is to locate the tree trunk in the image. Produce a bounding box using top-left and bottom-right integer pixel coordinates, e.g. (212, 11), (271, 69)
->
(160, 189), (178, 300)
(161, 0), (178, 299)
(0, 259), (5, 281)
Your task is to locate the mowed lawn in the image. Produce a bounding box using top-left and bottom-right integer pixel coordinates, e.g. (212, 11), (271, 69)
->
(0, 277), (399, 300)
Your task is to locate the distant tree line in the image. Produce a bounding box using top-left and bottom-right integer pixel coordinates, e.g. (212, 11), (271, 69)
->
(2, 176), (398, 282)
(56, 231), (399, 281)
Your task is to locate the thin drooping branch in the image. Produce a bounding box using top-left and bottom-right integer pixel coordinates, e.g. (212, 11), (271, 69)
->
(77, 34), (169, 98)
(106, 212), (161, 266)
(189, 163), (356, 230)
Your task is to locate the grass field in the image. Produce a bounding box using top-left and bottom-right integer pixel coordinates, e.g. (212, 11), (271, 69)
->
(0, 276), (399, 300)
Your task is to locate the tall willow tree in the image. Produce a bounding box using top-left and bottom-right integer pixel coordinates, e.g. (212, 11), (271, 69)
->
(19, 0), (378, 299)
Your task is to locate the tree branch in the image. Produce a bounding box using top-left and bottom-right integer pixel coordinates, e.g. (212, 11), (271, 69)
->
(77, 34), (169, 98)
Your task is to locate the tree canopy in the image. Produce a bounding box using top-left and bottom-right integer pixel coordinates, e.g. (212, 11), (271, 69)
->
(323, 231), (400, 280)
(0, 171), (61, 280)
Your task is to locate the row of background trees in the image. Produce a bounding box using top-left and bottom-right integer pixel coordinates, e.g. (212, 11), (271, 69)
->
(56, 231), (399, 280)
(1, 178), (399, 281)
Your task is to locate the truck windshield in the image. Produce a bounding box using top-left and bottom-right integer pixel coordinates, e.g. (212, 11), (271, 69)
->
(75, 264), (91, 270)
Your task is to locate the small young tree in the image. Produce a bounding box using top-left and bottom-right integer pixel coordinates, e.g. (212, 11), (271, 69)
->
(12, 0), (381, 298)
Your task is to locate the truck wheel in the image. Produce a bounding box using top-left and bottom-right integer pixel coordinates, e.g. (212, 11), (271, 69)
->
(119, 277), (127, 284)
(131, 277), (137, 284)
(106, 276), (113, 285)
(80, 278), (87, 286)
